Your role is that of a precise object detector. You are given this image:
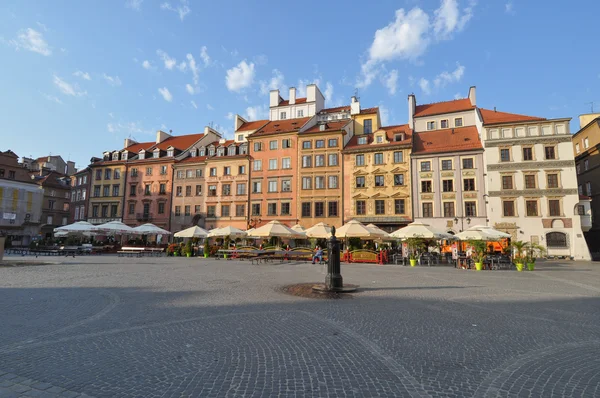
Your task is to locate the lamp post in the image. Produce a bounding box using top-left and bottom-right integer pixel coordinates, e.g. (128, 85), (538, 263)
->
(313, 226), (357, 293)
(454, 216), (471, 232)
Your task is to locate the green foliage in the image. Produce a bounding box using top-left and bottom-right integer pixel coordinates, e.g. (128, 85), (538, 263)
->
(348, 237), (362, 251)
(468, 240), (487, 263)
(203, 241), (210, 256)
(183, 241), (193, 256)
(526, 242), (546, 263)
(406, 238), (427, 260)
(511, 240), (528, 262)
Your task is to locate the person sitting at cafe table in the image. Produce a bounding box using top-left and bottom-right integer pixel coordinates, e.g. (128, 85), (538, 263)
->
(312, 246), (324, 264)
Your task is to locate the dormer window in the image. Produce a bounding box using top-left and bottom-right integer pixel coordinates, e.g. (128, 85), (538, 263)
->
(139, 150), (145, 160)
(208, 147), (215, 156)
(199, 147), (205, 156)
(228, 146), (236, 156)
(153, 149), (160, 158)
(190, 149), (197, 157)
(112, 152), (119, 161)
(376, 135), (383, 143)
(217, 148), (224, 156)
(239, 145), (248, 155)
(280, 111), (287, 120)
(122, 152), (128, 160)
(167, 148), (174, 157)
(358, 136), (367, 145)
(394, 134), (405, 142)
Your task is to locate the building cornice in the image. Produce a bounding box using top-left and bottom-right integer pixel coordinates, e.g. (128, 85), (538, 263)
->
(484, 134), (572, 147)
(487, 160), (575, 171)
(483, 117), (571, 128)
(488, 188), (577, 197)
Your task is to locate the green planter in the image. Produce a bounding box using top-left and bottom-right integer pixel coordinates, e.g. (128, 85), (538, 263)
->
(515, 263), (524, 272)
(475, 262), (483, 271)
(186, 253), (191, 258)
(174, 252), (179, 257)
(410, 259), (417, 267)
(203, 253), (208, 258)
(527, 263), (535, 271)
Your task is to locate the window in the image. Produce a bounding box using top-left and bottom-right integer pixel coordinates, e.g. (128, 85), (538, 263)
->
(128, 203), (135, 215)
(315, 155), (325, 167)
(186, 170), (194, 178)
(224, 167), (231, 176)
(421, 181), (432, 193)
(114, 169), (121, 179)
(522, 147), (533, 161)
(584, 137), (589, 149)
(441, 160), (453, 170)
(94, 186), (100, 197)
(328, 154), (338, 166)
(95, 169), (102, 180)
(280, 111), (287, 119)
(268, 140), (278, 150)
(101, 205), (108, 217)
(441, 119), (449, 128)
(131, 168), (138, 177)
(83, 175), (87, 184)
(526, 200), (538, 216)
(251, 203), (261, 216)
(356, 177), (365, 188)
(236, 205), (245, 217)
(427, 121), (436, 130)
(584, 159), (589, 171)
(238, 165), (246, 175)
(177, 170), (185, 179)
(364, 119), (372, 134)
(442, 180), (454, 192)
(356, 200), (366, 215)
(302, 141), (311, 149)
(422, 203), (433, 217)
(254, 142), (262, 152)
(315, 202), (325, 217)
(267, 203), (277, 216)
(185, 186), (191, 196)
(184, 205), (191, 216)
(176, 186), (183, 197)
(302, 177), (312, 190)
(503, 201), (515, 217)
(374, 153), (384, 165)
(281, 179), (291, 192)
(46, 215), (53, 225)
(545, 146), (556, 160)
(355, 154), (365, 166)
(315, 176), (325, 189)
(328, 201), (338, 217)
(465, 201), (477, 217)
(196, 185), (202, 196)
(81, 189), (86, 200)
(268, 180), (278, 192)
(375, 175), (385, 187)
(394, 174), (404, 186)
(221, 205), (230, 217)
(455, 118), (463, 127)
(375, 200), (385, 215)
(500, 149), (511, 162)
(222, 184), (231, 196)
(421, 161), (431, 171)
(112, 185), (119, 196)
(146, 167), (153, 176)
(209, 168), (216, 177)
(281, 203), (290, 215)
(252, 181), (262, 193)
(443, 202), (455, 217)
(462, 158), (474, 169)
(297, 110), (304, 117)
(194, 205), (201, 214)
(502, 175), (513, 190)
(328, 176), (338, 189)
(547, 174), (559, 188)
(302, 155), (312, 168)
(48, 199), (55, 210)
(104, 169), (111, 180)
(546, 232), (567, 248)
(92, 205), (99, 217)
(549, 200), (561, 216)
(316, 140), (325, 148)
(328, 138), (338, 147)
(358, 136), (367, 145)
(394, 199), (405, 215)
(577, 205), (585, 216)
(463, 178), (475, 191)
(199, 147), (206, 156)
(207, 206), (216, 217)
(103, 185), (110, 197)
(269, 159), (278, 170)
(525, 175), (536, 189)
(577, 163), (581, 174)
(586, 182), (592, 196)
(282, 139), (291, 148)
(253, 160), (262, 171)
(153, 150), (160, 158)
(208, 185), (217, 196)
(301, 202), (311, 217)
(236, 183), (246, 195)
(159, 166), (167, 175)
(579, 185), (583, 195)
(376, 135), (383, 143)
(393, 151), (403, 163)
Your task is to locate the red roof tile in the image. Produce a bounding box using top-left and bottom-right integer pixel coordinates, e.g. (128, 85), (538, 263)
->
(479, 108), (546, 125)
(125, 141), (154, 153)
(412, 126), (482, 155)
(302, 120), (351, 134)
(360, 107), (379, 115)
(277, 98), (308, 106)
(414, 99), (475, 117)
(320, 105), (351, 114)
(152, 133), (204, 151)
(177, 156), (208, 164)
(236, 120), (269, 132)
(344, 125), (413, 150)
(251, 117), (311, 137)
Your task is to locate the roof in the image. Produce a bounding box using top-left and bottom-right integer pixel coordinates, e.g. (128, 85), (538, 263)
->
(360, 107), (379, 115)
(320, 105), (351, 114)
(344, 124), (413, 150)
(302, 120), (350, 134)
(152, 133), (204, 151)
(414, 99), (475, 117)
(412, 126), (482, 155)
(125, 141), (154, 153)
(236, 120), (269, 132)
(479, 108), (546, 125)
(251, 117), (311, 137)
(177, 156), (208, 164)
(277, 98), (308, 106)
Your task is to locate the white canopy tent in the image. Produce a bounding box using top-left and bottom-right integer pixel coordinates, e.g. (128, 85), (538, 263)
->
(390, 222), (455, 240)
(305, 222), (333, 239)
(207, 226), (247, 238)
(53, 221), (96, 236)
(249, 220), (305, 238)
(94, 221), (134, 235)
(335, 220), (379, 239)
(464, 225), (511, 239)
(173, 226), (209, 238)
(132, 223), (172, 235)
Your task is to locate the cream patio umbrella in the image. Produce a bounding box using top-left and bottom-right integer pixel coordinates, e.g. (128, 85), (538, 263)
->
(465, 225), (511, 239)
(366, 224), (393, 240)
(249, 220), (305, 238)
(390, 222), (455, 240)
(94, 220), (135, 235)
(305, 222), (333, 239)
(174, 225), (209, 238)
(132, 223), (172, 235)
(207, 226), (247, 239)
(291, 224), (306, 233)
(455, 228), (500, 241)
(335, 219), (379, 238)
(53, 221), (96, 234)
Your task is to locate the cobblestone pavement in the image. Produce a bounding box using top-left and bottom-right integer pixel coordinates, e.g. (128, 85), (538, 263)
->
(0, 255), (599, 397)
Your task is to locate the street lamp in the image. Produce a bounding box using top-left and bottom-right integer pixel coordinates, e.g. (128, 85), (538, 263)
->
(454, 216), (471, 232)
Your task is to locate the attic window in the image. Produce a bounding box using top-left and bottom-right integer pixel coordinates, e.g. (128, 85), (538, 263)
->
(167, 149), (174, 157)
(199, 147), (205, 156)
(190, 149), (197, 157)
(112, 152), (119, 161)
(376, 135), (383, 143)
(228, 146), (236, 156)
(394, 134), (404, 142)
(122, 152), (128, 160)
(217, 148), (224, 156)
(358, 136), (367, 145)
(239, 145), (247, 155)
(208, 148), (215, 156)
(139, 151), (145, 160)
(153, 149), (160, 158)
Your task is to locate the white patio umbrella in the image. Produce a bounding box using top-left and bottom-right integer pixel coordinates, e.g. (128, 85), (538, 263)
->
(335, 219), (378, 238)
(390, 222), (455, 240)
(94, 220), (134, 235)
(53, 221), (96, 234)
(249, 220), (305, 238)
(291, 224), (305, 233)
(174, 225), (209, 238)
(305, 222), (333, 239)
(244, 228), (257, 237)
(466, 225), (511, 239)
(366, 224), (393, 240)
(207, 226), (247, 238)
(455, 229), (500, 241)
(132, 223), (172, 235)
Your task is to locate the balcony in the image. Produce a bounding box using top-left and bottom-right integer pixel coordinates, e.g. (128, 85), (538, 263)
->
(136, 213), (152, 222)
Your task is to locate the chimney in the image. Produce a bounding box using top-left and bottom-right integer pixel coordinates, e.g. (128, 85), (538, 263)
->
(407, 93), (416, 128)
(350, 96), (360, 116)
(124, 137), (138, 149)
(269, 89), (281, 107)
(234, 114), (246, 131)
(156, 130), (171, 144)
(306, 84), (316, 102)
(468, 86), (477, 106)
(289, 87), (296, 105)
(219, 138), (226, 144)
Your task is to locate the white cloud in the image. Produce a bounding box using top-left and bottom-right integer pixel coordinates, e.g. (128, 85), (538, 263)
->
(160, 0), (190, 21)
(53, 75), (86, 97)
(108, 112), (114, 118)
(185, 84), (196, 95)
(433, 0), (474, 39)
(107, 121), (153, 136)
(126, 0), (143, 10)
(142, 60), (153, 69)
(156, 49), (176, 70)
(73, 70), (91, 80)
(324, 82), (334, 102)
(379, 105), (390, 126)
(177, 61), (187, 71)
(186, 53), (199, 84)
(505, 2), (513, 13)
(260, 69), (285, 95)
(103, 73), (122, 86)
(9, 28), (51, 56)
(419, 78), (431, 95)
(433, 62), (465, 88)
(383, 70), (399, 95)
(158, 87), (173, 102)
(107, 123), (116, 133)
(253, 54), (268, 65)
(226, 112), (234, 120)
(191, 100), (198, 109)
(200, 46), (210, 67)
(36, 22), (48, 32)
(42, 92), (62, 104)
(206, 103), (214, 110)
(454, 92), (464, 100)
(245, 104), (268, 120)
(225, 60), (255, 92)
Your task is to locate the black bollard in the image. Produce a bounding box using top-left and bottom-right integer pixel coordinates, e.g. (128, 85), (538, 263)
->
(325, 226), (343, 290)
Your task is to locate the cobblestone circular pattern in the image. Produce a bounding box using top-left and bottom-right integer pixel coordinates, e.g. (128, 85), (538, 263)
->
(280, 283), (359, 299)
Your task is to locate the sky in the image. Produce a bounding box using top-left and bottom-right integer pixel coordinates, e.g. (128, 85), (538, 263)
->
(1, 0), (599, 169)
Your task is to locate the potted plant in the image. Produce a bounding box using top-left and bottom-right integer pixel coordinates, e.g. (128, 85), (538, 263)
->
(406, 238), (425, 267)
(184, 241), (192, 257)
(511, 240), (527, 271)
(203, 241), (210, 258)
(409, 252), (418, 267)
(526, 243), (546, 271)
(469, 240), (487, 271)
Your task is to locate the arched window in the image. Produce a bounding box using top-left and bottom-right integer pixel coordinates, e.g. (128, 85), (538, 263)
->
(546, 232), (567, 248)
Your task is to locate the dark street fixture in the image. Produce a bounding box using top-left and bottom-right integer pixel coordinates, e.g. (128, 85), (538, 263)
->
(454, 216), (471, 232)
(313, 226), (357, 293)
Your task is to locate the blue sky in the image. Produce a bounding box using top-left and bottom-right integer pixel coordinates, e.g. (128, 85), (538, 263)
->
(1, 0), (599, 169)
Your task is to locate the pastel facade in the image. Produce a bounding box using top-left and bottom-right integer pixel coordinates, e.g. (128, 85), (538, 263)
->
(69, 167), (91, 223)
(171, 157), (206, 232)
(32, 171), (72, 238)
